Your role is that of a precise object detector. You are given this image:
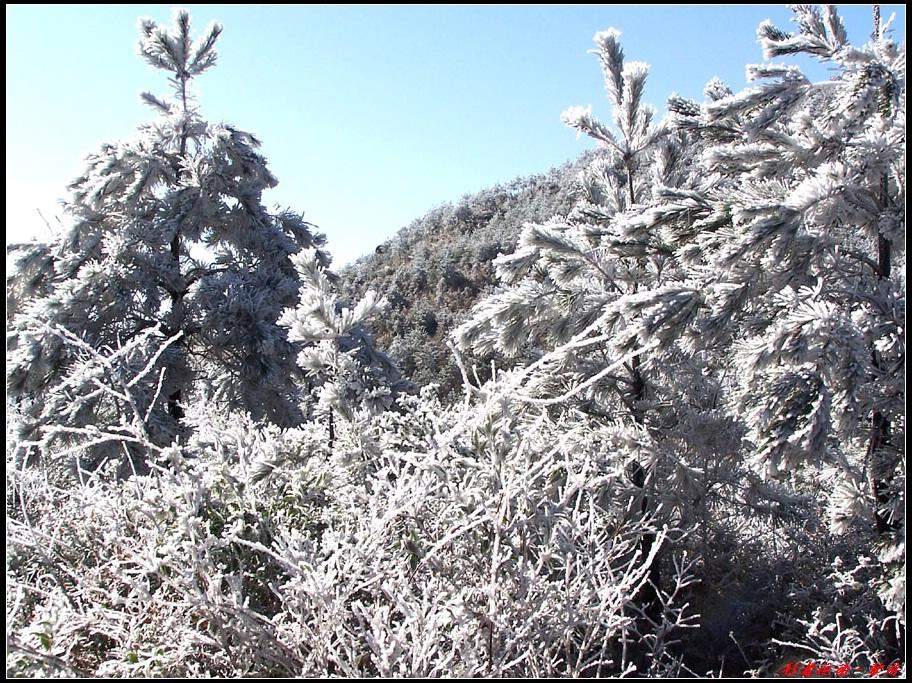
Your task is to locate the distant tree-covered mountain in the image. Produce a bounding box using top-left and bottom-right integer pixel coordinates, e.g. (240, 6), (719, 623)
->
(340, 151), (598, 399)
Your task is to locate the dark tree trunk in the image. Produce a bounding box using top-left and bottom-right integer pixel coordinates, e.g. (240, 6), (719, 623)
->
(166, 74), (191, 427)
(625, 162), (663, 630)
(868, 231), (895, 535)
(629, 355), (662, 627)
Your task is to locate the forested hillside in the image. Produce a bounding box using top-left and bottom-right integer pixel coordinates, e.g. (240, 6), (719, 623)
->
(340, 154), (591, 397)
(6, 5), (905, 678)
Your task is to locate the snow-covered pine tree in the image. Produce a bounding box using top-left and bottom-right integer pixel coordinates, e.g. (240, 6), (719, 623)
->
(618, 3), (905, 641)
(278, 248), (411, 449)
(7, 9), (327, 467)
(6, 241), (54, 324)
(454, 28), (728, 637)
(457, 28), (685, 412)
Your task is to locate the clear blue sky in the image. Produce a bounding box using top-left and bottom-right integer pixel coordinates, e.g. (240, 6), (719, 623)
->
(6, 4), (905, 266)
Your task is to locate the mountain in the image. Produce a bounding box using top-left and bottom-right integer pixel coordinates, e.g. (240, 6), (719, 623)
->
(339, 151), (595, 399)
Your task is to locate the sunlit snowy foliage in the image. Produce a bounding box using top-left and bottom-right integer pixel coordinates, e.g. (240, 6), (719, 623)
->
(6, 5), (905, 678)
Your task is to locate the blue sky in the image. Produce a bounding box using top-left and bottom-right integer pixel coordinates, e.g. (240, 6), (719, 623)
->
(6, 4), (905, 265)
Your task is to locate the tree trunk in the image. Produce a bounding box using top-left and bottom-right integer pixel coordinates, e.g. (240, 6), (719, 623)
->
(625, 160), (663, 629)
(167, 74), (191, 425)
(868, 228), (894, 535)
(629, 355), (662, 627)
(167, 231), (185, 421)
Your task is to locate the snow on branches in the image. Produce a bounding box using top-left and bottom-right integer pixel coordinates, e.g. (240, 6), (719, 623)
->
(5, 4), (905, 678)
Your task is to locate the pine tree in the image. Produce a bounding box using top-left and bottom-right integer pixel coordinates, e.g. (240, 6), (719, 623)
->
(7, 9), (327, 466)
(618, 3), (905, 632)
(278, 248), (411, 449)
(455, 27), (718, 634)
(6, 241), (54, 324)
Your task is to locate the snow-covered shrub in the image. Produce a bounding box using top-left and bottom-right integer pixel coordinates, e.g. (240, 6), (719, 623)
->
(8, 325), (184, 480)
(8, 370), (698, 676)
